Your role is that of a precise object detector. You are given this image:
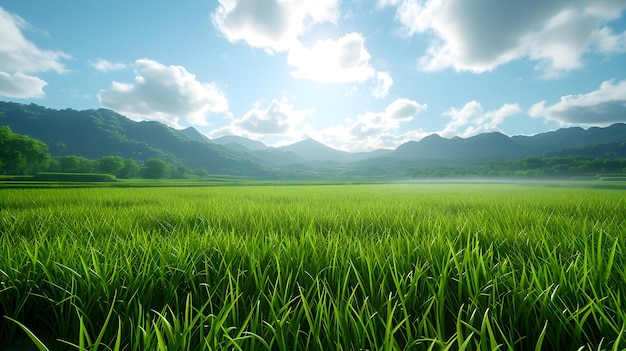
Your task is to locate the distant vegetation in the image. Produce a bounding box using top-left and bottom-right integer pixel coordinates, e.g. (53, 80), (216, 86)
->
(410, 155), (626, 179)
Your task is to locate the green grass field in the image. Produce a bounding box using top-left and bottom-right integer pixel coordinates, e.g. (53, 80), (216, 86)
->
(1, 184), (625, 350)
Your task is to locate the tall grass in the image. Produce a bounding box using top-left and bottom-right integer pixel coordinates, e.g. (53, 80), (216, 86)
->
(0, 184), (624, 350)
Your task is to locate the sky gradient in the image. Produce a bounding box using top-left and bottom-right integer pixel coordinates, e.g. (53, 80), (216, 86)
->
(1, 0), (625, 151)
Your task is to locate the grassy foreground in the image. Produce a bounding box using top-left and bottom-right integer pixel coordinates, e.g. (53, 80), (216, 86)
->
(0, 184), (625, 350)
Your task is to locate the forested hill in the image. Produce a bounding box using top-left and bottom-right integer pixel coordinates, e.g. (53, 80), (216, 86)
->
(0, 101), (269, 176)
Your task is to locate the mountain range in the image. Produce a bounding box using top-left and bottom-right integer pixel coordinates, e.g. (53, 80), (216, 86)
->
(1, 101), (625, 178)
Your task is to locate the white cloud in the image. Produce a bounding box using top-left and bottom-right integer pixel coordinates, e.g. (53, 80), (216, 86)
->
(287, 32), (393, 97)
(590, 27), (626, 54)
(0, 6), (69, 98)
(212, 2), (390, 96)
(0, 7), (69, 73)
(321, 98), (427, 151)
(372, 71), (393, 98)
(209, 99), (313, 137)
(212, 0), (338, 53)
(351, 98), (426, 137)
(97, 58), (229, 127)
(90, 58), (127, 72)
(385, 98), (427, 121)
(212, 3), (391, 97)
(380, 0), (626, 77)
(288, 33), (376, 83)
(529, 79), (626, 125)
(440, 101), (522, 138)
(0, 72), (46, 98)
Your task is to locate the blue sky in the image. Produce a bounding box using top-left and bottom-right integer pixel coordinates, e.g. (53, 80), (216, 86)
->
(1, 0), (625, 151)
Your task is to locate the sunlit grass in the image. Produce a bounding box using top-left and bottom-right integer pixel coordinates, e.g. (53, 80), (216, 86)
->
(1, 184), (625, 350)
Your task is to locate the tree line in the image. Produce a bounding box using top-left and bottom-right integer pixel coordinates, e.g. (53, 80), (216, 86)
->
(0, 126), (208, 179)
(412, 155), (626, 178)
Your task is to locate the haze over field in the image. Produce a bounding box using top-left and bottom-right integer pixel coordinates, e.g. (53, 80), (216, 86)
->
(1, 1), (625, 152)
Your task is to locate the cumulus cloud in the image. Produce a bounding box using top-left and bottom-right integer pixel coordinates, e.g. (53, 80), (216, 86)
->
(212, 0), (338, 53)
(0, 72), (47, 98)
(97, 58), (228, 127)
(439, 101), (522, 138)
(209, 99), (314, 138)
(0, 6), (69, 98)
(90, 58), (127, 72)
(288, 32), (376, 83)
(379, 0), (626, 77)
(529, 79), (626, 125)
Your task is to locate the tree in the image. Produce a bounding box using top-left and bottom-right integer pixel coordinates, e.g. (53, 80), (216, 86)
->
(97, 155), (124, 176)
(171, 164), (191, 178)
(521, 156), (544, 170)
(0, 126), (50, 175)
(58, 155), (96, 173)
(193, 167), (208, 178)
(119, 158), (140, 179)
(141, 158), (170, 179)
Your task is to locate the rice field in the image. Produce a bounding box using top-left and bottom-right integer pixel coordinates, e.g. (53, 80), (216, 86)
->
(0, 184), (625, 350)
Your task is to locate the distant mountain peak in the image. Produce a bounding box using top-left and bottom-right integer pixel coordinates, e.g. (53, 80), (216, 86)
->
(212, 135), (268, 151)
(419, 133), (444, 142)
(292, 137), (325, 146)
(282, 137), (336, 152)
(179, 126), (210, 143)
